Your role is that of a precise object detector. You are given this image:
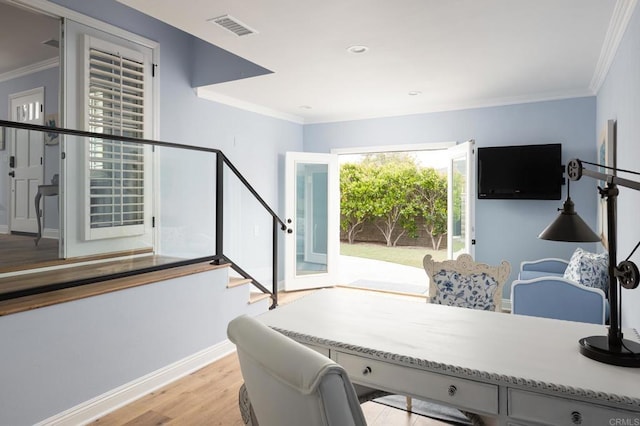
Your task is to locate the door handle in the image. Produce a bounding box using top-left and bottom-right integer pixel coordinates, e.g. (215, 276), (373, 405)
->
(8, 171), (14, 177)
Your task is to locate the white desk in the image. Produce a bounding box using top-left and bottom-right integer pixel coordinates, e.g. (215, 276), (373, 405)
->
(257, 288), (640, 426)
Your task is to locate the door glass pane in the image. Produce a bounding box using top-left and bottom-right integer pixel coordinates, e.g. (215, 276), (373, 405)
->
(451, 156), (467, 257)
(296, 162), (328, 275)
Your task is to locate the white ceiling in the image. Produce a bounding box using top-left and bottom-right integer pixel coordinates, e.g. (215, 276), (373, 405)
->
(117, 0), (629, 124)
(1, 1), (631, 124)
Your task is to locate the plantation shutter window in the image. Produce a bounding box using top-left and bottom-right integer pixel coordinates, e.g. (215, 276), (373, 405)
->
(83, 36), (151, 240)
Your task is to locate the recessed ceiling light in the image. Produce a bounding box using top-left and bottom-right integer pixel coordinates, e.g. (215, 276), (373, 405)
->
(299, 105), (312, 110)
(408, 91), (422, 96)
(347, 45), (369, 54)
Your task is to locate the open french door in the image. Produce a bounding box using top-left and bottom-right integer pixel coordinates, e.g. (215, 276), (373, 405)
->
(284, 152), (339, 291)
(447, 140), (475, 259)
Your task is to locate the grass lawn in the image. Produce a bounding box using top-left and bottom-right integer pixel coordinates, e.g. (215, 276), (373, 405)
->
(340, 242), (447, 268)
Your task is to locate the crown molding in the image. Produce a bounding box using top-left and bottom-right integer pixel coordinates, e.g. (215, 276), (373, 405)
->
(196, 87), (305, 124)
(590, 0), (638, 93)
(0, 57), (58, 83)
(198, 87), (594, 126)
(304, 89), (595, 125)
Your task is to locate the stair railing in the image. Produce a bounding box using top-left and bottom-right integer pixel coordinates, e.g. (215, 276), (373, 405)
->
(0, 119), (288, 308)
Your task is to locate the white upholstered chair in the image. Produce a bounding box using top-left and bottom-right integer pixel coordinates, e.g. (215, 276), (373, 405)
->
(227, 315), (367, 426)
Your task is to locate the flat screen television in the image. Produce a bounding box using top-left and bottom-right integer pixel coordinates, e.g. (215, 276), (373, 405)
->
(477, 143), (563, 200)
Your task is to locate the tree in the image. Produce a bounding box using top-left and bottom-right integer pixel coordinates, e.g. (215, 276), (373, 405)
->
(365, 155), (420, 247)
(414, 168), (448, 250)
(340, 163), (372, 244)
(340, 152), (451, 250)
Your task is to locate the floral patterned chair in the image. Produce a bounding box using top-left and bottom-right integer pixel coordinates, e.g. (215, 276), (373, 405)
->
(424, 253), (511, 312)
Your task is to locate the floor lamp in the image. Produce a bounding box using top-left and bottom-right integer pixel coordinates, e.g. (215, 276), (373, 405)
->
(539, 158), (640, 367)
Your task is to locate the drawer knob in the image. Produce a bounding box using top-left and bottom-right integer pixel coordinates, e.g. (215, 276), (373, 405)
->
(448, 385), (457, 397)
(571, 411), (582, 425)
(362, 366), (372, 376)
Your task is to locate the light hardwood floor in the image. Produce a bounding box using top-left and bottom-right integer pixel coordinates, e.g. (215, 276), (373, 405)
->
(94, 289), (447, 426)
(93, 352), (448, 426)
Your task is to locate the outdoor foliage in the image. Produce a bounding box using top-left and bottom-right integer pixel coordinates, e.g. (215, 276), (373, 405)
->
(340, 153), (450, 247)
(340, 163), (373, 244)
(415, 168), (448, 250)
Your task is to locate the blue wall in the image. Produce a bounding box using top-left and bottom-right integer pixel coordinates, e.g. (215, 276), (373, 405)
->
(305, 98), (599, 295)
(597, 4), (640, 329)
(50, 0), (301, 181)
(52, 0), (302, 269)
(49, 0), (600, 300)
(0, 2), (303, 424)
(3, 1), (638, 423)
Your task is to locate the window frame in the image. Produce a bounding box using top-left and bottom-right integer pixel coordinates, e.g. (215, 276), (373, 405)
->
(81, 34), (153, 241)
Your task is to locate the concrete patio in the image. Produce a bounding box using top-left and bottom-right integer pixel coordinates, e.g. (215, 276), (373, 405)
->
(337, 255), (428, 295)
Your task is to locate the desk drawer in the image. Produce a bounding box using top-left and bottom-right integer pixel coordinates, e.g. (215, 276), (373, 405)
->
(508, 388), (640, 426)
(305, 343), (330, 357)
(335, 351), (498, 415)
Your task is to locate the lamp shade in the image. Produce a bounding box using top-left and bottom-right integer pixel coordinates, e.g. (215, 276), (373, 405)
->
(538, 197), (600, 242)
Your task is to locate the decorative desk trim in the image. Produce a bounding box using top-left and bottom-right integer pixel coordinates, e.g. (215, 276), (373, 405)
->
(272, 327), (640, 409)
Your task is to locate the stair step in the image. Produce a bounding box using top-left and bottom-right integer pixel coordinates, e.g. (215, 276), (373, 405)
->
(249, 292), (271, 304)
(227, 276), (252, 288)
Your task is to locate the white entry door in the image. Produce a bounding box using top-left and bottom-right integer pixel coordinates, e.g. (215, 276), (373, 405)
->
(284, 152), (339, 291)
(9, 88), (45, 233)
(447, 140), (475, 259)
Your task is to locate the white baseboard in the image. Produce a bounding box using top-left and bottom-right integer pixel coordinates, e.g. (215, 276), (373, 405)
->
(0, 226), (57, 237)
(43, 228), (60, 240)
(36, 340), (236, 426)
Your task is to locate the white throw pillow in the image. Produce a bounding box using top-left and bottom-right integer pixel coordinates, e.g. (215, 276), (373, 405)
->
(563, 248), (609, 293)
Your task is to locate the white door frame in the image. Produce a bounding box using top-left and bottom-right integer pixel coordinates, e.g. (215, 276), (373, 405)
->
(284, 152), (339, 291)
(447, 140), (475, 259)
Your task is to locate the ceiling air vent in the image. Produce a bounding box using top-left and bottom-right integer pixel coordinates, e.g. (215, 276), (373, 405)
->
(208, 15), (257, 36)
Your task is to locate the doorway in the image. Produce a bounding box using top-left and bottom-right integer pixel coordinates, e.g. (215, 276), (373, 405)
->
(334, 142), (475, 295)
(283, 143), (475, 295)
(0, 1), (61, 268)
(8, 87), (45, 234)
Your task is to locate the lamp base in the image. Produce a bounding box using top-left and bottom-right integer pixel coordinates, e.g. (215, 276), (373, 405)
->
(579, 336), (640, 367)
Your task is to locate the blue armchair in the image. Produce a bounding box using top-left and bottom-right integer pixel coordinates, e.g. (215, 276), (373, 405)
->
(511, 257), (608, 325)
